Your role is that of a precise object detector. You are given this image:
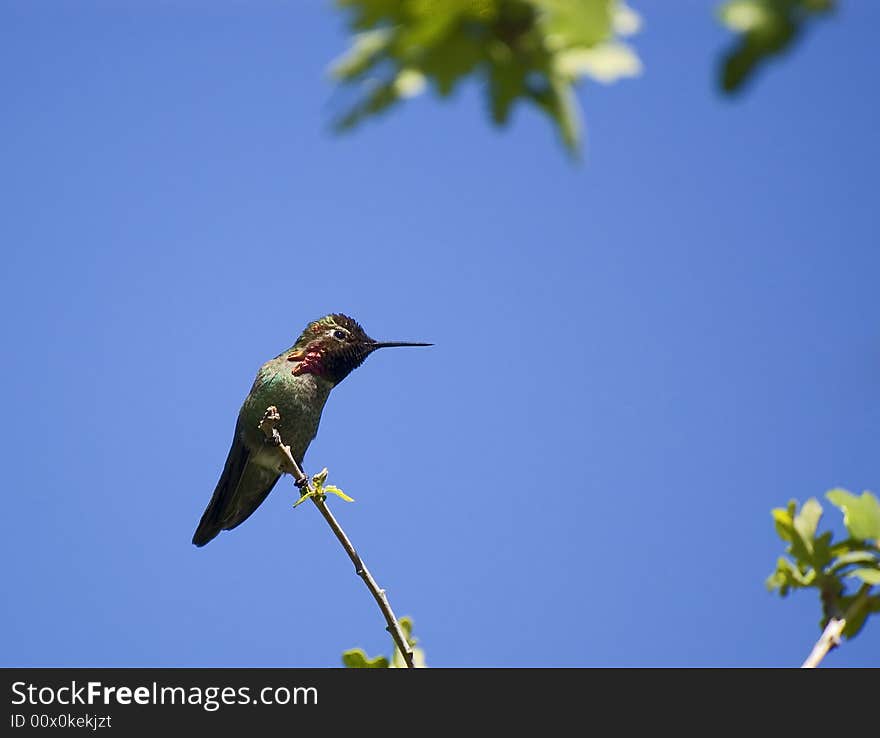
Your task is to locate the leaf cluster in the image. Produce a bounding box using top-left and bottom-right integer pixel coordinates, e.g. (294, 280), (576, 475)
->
(330, 0), (642, 154)
(342, 616), (427, 668)
(768, 489), (880, 638)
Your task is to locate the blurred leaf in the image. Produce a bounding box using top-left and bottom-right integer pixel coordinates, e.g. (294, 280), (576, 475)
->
(421, 33), (486, 95)
(342, 648), (390, 668)
(826, 489), (880, 542)
(828, 550), (880, 574)
(840, 594), (880, 640)
(613, 1), (641, 36)
(535, 0), (614, 49)
(793, 497), (823, 546)
(330, 29), (393, 79)
(530, 74), (582, 154)
(330, 0), (641, 156)
(771, 499), (815, 565)
(847, 568), (880, 586)
(766, 555), (813, 596)
(555, 42), (642, 83)
(771, 500), (797, 542)
(488, 52), (527, 124)
(717, 0), (835, 93)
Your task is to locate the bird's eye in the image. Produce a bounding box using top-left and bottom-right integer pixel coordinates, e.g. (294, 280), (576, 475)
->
(332, 329), (348, 340)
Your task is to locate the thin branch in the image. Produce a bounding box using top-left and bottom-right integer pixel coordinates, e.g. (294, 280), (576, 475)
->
(801, 584), (871, 668)
(258, 406), (415, 669)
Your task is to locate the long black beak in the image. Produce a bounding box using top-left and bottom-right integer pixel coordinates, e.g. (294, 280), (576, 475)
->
(370, 341), (433, 349)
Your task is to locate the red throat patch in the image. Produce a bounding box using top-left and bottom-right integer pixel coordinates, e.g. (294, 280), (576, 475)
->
(289, 349), (324, 377)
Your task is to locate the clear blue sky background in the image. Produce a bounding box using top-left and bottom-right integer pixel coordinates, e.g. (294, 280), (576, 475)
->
(1, 1), (877, 668)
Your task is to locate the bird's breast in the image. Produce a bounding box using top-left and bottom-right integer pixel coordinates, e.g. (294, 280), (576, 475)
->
(239, 362), (334, 467)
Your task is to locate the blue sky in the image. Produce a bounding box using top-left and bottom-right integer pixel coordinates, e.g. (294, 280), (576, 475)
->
(1, 1), (877, 667)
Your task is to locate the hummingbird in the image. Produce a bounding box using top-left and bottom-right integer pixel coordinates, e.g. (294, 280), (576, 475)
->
(192, 313), (431, 547)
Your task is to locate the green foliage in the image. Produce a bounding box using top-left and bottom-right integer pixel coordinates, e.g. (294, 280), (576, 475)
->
(342, 616), (428, 668)
(826, 488), (880, 542)
(341, 649), (390, 668)
(717, 0), (836, 93)
(330, 0), (642, 155)
(329, 1), (840, 154)
(768, 490), (880, 640)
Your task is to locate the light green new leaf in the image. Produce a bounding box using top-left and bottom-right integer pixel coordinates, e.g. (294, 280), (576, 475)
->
(793, 497), (823, 546)
(771, 501), (814, 564)
(389, 616), (427, 668)
(330, 29), (393, 80)
(322, 485), (355, 503)
(771, 500), (797, 542)
(535, 0), (614, 50)
(828, 550), (880, 574)
(342, 648), (390, 668)
(766, 556), (814, 595)
(847, 568), (880, 586)
(826, 489), (880, 542)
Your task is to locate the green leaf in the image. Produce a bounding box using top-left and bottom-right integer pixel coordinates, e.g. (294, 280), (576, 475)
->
(534, 0), (614, 50)
(330, 28), (393, 81)
(840, 594), (880, 640)
(771, 500), (797, 542)
(847, 568), (880, 586)
(828, 550), (880, 574)
(419, 32), (486, 96)
(487, 52), (527, 124)
(390, 616), (427, 668)
(554, 41), (642, 84)
(549, 75), (581, 155)
(342, 648), (390, 668)
(826, 489), (880, 542)
(337, 0), (406, 30)
(811, 530), (833, 571)
(793, 497), (822, 541)
(529, 73), (582, 156)
(323, 485), (355, 503)
(331, 0), (642, 156)
(770, 500), (815, 565)
(717, 0), (836, 93)
(766, 556), (814, 595)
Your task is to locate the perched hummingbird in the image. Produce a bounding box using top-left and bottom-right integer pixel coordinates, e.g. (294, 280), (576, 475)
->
(192, 313), (430, 547)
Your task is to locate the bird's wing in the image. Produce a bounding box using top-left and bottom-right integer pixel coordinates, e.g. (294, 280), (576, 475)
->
(192, 428), (280, 547)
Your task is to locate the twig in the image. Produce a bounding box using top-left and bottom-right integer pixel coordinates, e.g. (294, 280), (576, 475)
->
(801, 584), (871, 668)
(258, 406), (415, 669)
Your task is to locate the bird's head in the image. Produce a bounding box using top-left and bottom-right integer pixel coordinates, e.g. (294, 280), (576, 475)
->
(287, 314), (431, 385)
